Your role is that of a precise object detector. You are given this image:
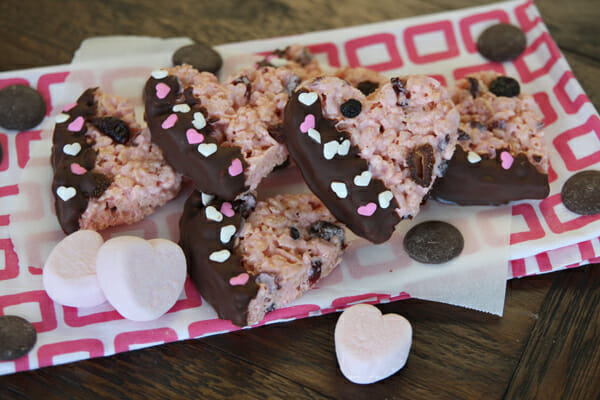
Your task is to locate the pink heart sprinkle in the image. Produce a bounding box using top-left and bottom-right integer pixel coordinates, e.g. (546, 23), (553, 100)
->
(155, 82), (171, 99)
(299, 114), (315, 133)
(186, 128), (204, 144)
(500, 151), (514, 170)
(70, 163), (87, 175)
(67, 116), (85, 132)
(161, 114), (178, 130)
(220, 202), (235, 218)
(229, 272), (249, 286)
(357, 202), (377, 217)
(228, 158), (243, 177)
(62, 102), (77, 112)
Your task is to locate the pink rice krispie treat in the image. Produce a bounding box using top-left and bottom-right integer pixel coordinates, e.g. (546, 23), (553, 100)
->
(281, 76), (460, 243)
(335, 66), (389, 96)
(143, 45), (323, 201)
(51, 88), (182, 234)
(431, 72), (549, 205)
(179, 191), (346, 326)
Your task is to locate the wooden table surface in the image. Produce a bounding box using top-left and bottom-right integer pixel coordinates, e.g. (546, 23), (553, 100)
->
(1, 0), (599, 399)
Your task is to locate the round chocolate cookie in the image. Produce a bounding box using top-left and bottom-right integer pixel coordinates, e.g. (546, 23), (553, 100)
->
(477, 23), (527, 62)
(0, 84), (47, 131)
(561, 170), (600, 215)
(0, 315), (37, 361)
(403, 221), (464, 264)
(172, 42), (223, 73)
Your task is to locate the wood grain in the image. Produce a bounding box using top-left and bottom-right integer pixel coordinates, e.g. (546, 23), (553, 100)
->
(0, 0), (598, 399)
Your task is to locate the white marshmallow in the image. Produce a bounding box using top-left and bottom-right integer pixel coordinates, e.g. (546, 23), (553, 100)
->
(96, 236), (187, 321)
(43, 230), (107, 308)
(334, 303), (412, 384)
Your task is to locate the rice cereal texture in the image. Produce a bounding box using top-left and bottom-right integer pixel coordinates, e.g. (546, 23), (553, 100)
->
(238, 193), (345, 325)
(451, 71), (548, 173)
(301, 76), (460, 221)
(80, 90), (182, 231)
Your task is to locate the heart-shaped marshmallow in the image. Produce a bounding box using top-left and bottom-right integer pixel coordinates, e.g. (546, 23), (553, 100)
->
(220, 202), (235, 218)
(70, 163), (87, 175)
(151, 69), (168, 80)
(96, 237), (187, 321)
(209, 249), (231, 263)
(63, 142), (81, 156)
(298, 92), (318, 106)
(198, 143), (217, 157)
(201, 192), (214, 206)
(229, 272), (249, 286)
(378, 191), (394, 209)
(467, 151), (481, 164)
(43, 230), (107, 308)
(55, 113), (70, 124)
(205, 205), (223, 222)
(335, 304), (412, 384)
(323, 141), (340, 160)
(357, 202), (377, 217)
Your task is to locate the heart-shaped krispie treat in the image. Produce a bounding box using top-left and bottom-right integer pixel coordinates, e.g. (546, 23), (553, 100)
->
(431, 72), (549, 205)
(143, 45), (323, 201)
(335, 304), (412, 384)
(51, 88), (182, 234)
(179, 191), (346, 326)
(282, 76), (460, 243)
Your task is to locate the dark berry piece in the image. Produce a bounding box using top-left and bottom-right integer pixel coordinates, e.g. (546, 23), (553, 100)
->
(489, 76), (520, 98)
(340, 99), (362, 118)
(467, 77), (480, 98)
(457, 129), (471, 141)
(232, 193), (256, 218)
(391, 77), (410, 106)
(309, 221), (345, 246)
(408, 144), (434, 187)
(309, 260), (322, 285)
(357, 80), (379, 96)
(92, 116), (130, 144)
(290, 226), (300, 240)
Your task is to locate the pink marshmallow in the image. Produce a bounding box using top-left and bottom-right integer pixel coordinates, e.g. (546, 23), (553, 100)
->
(43, 230), (107, 308)
(334, 304), (412, 384)
(96, 236), (187, 321)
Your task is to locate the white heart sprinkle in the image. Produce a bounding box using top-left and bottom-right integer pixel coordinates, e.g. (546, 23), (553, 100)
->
(173, 104), (191, 113)
(323, 141), (339, 160)
(205, 206), (223, 222)
(209, 249), (231, 263)
(192, 112), (206, 130)
(62, 142), (81, 156)
(354, 171), (372, 187)
(151, 69), (168, 79)
(220, 225), (237, 244)
(55, 113), (70, 124)
(338, 139), (351, 156)
(330, 181), (348, 199)
(201, 192), (214, 206)
(378, 191), (394, 208)
(467, 151), (482, 163)
(307, 128), (321, 144)
(198, 143), (217, 157)
(298, 92), (318, 106)
(56, 186), (76, 201)
(269, 57), (288, 67)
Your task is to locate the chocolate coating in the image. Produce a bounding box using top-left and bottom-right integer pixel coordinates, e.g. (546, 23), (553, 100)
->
(51, 88), (112, 234)
(179, 191), (258, 327)
(431, 147), (549, 205)
(144, 74), (248, 200)
(0, 315), (37, 361)
(281, 90), (400, 243)
(403, 221), (464, 264)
